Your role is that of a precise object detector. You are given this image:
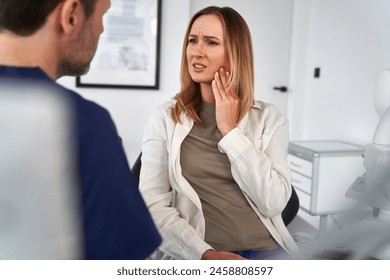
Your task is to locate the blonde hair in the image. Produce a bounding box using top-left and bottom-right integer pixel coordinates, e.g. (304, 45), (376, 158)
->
(171, 6), (254, 124)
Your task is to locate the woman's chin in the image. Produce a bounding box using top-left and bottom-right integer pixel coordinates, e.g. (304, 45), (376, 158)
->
(191, 77), (213, 84)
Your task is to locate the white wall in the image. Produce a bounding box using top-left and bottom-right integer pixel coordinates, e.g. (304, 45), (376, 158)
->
(58, 0), (191, 164)
(58, 0), (390, 165)
(288, 0), (390, 146)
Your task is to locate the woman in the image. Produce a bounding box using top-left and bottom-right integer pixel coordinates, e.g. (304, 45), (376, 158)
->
(139, 6), (298, 260)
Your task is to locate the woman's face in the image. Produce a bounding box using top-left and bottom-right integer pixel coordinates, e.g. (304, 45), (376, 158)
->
(186, 14), (230, 85)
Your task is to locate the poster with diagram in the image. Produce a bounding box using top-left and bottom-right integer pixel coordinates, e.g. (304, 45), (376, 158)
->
(77, 0), (161, 89)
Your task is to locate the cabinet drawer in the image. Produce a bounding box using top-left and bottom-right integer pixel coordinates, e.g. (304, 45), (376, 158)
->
(291, 172), (312, 194)
(295, 188), (311, 212)
(288, 154), (312, 177)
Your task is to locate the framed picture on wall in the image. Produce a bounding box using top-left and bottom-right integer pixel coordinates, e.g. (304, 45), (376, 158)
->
(76, 0), (162, 89)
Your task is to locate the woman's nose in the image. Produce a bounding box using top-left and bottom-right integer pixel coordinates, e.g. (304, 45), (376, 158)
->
(194, 42), (205, 57)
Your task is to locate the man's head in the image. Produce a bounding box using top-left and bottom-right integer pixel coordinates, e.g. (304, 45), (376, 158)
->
(0, 0), (110, 79)
(0, 0), (98, 36)
(57, 0), (111, 78)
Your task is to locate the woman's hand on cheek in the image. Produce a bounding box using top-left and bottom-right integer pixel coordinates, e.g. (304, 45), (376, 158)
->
(212, 68), (241, 136)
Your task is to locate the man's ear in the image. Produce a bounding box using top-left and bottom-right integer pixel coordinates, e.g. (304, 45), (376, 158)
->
(60, 0), (83, 34)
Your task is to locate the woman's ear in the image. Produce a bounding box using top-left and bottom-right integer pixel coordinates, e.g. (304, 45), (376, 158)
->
(60, 0), (83, 34)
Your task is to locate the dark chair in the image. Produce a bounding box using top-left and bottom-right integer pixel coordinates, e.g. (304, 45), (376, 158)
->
(131, 152), (143, 185)
(282, 186), (300, 226)
(131, 152), (299, 226)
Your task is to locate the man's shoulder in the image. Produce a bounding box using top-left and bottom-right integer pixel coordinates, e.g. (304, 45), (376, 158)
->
(60, 87), (107, 115)
(58, 86), (113, 127)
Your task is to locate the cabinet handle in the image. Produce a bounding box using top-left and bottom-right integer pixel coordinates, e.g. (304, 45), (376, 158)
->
(289, 162), (302, 168)
(273, 86), (288, 93)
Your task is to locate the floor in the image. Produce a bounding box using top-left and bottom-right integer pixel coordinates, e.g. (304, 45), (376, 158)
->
(287, 215), (319, 246)
(286, 209), (390, 259)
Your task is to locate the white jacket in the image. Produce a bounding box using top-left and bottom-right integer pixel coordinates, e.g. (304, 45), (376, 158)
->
(139, 100), (299, 259)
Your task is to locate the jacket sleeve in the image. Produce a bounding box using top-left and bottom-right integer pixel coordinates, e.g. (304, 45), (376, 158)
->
(139, 107), (213, 260)
(218, 112), (292, 218)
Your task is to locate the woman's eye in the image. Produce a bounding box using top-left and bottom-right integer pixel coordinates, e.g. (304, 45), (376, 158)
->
(208, 41), (218, 46)
(188, 38), (197, 44)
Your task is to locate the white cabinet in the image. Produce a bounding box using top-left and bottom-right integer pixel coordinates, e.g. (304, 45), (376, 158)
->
(288, 140), (365, 233)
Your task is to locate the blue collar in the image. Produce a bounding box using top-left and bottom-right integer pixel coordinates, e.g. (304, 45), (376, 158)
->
(0, 65), (51, 81)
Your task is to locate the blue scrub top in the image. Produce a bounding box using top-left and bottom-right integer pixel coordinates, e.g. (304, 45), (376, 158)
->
(0, 66), (162, 259)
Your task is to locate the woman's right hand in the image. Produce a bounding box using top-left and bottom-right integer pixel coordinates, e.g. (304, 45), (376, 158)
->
(201, 250), (247, 260)
(212, 68), (241, 136)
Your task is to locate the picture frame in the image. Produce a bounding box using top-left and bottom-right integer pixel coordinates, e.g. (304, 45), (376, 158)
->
(76, 0), (162, 89)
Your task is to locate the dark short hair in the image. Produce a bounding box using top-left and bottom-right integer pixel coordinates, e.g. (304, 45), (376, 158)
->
(0, 0), (97, 36)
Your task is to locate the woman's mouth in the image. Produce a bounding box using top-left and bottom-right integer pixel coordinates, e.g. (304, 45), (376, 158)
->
(193, 63), (206, 69)
(192, 63), (206, 72)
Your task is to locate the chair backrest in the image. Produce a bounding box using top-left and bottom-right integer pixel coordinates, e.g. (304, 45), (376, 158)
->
(131, 152), (299, 226)
(131, 152), (143, 185)
(282, 186), (300, 226)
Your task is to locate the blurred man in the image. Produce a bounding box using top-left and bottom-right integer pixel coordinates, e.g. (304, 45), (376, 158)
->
(0, 0), (161, 259)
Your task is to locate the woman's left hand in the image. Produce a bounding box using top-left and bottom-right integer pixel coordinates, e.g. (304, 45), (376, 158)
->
(212, 68), (241, 136)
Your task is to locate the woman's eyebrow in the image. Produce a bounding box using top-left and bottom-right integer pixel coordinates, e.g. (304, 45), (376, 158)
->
(203, 35), (220, 40)
(189, 34), (221, 40)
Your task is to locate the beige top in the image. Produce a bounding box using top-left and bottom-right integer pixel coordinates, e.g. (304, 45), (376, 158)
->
(180, 102), (277, 251)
